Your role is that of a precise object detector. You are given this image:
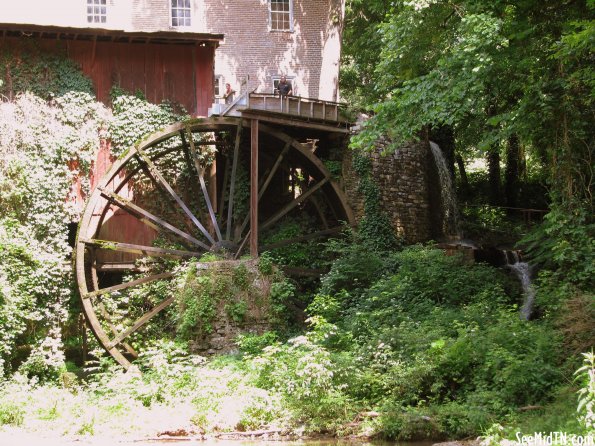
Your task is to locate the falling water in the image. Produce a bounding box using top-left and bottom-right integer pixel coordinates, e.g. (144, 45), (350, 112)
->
(503, 250), (536, 320)
(430, 142), (462, 239)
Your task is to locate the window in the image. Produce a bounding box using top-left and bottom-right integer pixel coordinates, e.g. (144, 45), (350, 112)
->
(214, 75), (222, 97)
(87, 0), (107, 24)
(272, 76), (294, 95)
(171, 0), (191, 27)
(269, 0), (293, 32)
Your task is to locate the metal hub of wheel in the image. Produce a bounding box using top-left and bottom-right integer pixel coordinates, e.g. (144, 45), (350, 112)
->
(75, 116), (354, 368)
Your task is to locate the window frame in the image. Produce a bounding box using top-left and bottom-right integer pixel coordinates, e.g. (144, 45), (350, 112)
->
(171, 0), (192, 28)
(86, 0), (107, 25)
(214, 75), (223, 98)
(268, 0), (293, 32)
(272, 76), (295, 95)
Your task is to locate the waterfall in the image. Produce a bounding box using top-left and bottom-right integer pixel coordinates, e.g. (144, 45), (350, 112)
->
(430, 142), (462, 239)
(503, 250), (536, 320)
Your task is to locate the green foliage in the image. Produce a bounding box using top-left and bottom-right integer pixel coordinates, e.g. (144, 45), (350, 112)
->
(346, 0), (593, 215)
(261, 217), (327, 269)
(521, 203), (594, 289)
(257, 252), (275, 276)
(319, 233), (387, 297)
(576, 351), (595, 432)
(0, 91), (109, 378)
(269, 279), (296, 326)
(108, 88), (188, 156)
(174, 260), (294, 340)
(250, 332), (355, 432)
(225, 300), (248, 323)
(176, 265), (225, 337)
(235, 331), (279, 356)
(0, 45), (93, 99)
(351, 152), (400, 251)
(311, 245), (562, 439)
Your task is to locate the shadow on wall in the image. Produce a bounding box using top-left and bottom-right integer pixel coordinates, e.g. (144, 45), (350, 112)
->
(205, 0), (346, 99)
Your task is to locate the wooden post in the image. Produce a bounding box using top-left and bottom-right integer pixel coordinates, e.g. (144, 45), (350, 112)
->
(250, 119), (259, 257)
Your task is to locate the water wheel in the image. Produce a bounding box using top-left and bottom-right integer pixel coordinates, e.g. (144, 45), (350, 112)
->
(75, 116), (354, 368)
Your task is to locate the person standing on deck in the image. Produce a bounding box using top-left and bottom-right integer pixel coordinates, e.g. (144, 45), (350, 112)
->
(223, 83), (235, 104)
(277, 76), (292, 97)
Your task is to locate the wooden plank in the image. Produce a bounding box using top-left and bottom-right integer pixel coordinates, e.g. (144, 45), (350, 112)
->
(260, 177), (329, 232)
(80, 239), (203, 259)
(226, 125), (242, 240)
(106, 295), (176, 349)
(250, 119), (259, 257)
(239, 111), (349, 134)
(96, 262), (147, 272)
(99, 187), (210, 250)
(281, 267), (326, 277)
(83, 272), (174, 299)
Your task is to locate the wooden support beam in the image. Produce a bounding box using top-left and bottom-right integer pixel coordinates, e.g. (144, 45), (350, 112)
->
(80, 239), (202, 259)
(82, 272), (174, 300)
(250, 119), (259, 258)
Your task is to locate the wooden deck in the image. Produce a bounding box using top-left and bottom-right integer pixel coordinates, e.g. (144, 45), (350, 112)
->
(208, 91), (352, 133)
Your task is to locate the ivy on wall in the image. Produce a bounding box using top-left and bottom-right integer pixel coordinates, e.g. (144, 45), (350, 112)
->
(351, 151), (400, 251)
(0, 49), (189, 378)
(0, 43), (93, 100)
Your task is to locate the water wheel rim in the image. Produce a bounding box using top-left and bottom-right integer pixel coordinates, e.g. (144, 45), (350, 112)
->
(75, 117), (354, 368)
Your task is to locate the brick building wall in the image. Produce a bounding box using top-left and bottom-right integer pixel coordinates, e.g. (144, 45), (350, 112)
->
(202, 0), (344, 102)
(3, 0), (344, 103)
(129, 0), (345, 102)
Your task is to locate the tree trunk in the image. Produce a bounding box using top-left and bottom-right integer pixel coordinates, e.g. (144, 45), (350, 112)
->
(456, 154), (470, 197)
(487, 145), (502, 206)
(505, 134), (521, 208)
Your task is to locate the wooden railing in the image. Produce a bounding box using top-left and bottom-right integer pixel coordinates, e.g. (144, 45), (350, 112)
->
(244, 92), (350, 123)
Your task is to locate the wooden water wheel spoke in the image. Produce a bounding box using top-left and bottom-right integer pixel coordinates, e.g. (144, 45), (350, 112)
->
(185, 126), (223, 242)
(180, 133), (207, 223)
(138, 160), (197, 236)
(259, 141), (291, 200)
(261, 177), (330, 232)
(96, 302), (139, 358)
(309, 195), (330, 230)
(98, 187), (210, 250)
(96, 262), (148, 273)
(82, 272), (175, 300)
(76, 118), (354, 369)
(259, 226), (343, 251)
(135, 149), (215, 245)
(80, 239), (203, 259)
(237, 141), (291, 238)
(106, 295), (176, 349)
(218, 151), (231, 223)
(226, 125), (242, 240)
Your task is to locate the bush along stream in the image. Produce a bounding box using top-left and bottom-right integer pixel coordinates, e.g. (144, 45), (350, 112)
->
(0, 235), (593, 442)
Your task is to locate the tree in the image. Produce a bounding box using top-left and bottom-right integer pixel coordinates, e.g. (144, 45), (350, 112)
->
(345, 0), (593, 212)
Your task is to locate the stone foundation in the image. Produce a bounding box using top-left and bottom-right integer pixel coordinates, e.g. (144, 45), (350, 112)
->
(178, 259), (276, 355)
(343, 138), (439, 244)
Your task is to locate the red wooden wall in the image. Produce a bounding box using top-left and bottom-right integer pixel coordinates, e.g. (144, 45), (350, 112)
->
(6, 37), (215, 116)
(4, 36), (216, 245)
(67, 40), (215, 116)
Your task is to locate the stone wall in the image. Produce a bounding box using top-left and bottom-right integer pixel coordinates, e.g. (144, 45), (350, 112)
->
(180, 259), (275, 355)
(343, 138), (438, 244)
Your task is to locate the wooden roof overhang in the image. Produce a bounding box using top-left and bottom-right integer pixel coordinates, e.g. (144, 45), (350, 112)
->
(0, 23), (223, 46)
